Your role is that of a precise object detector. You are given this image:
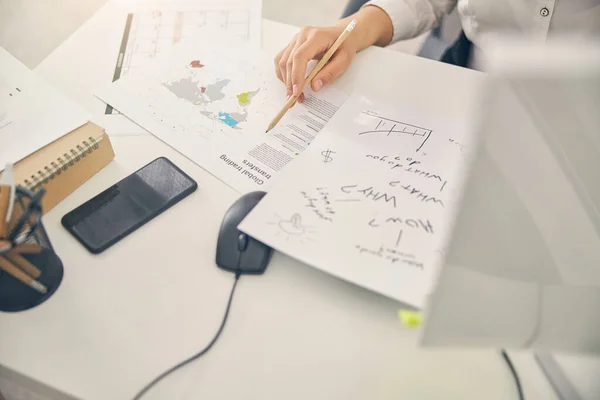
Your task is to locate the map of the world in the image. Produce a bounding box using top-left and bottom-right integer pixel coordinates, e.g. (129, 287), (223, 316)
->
(162, 59), (260, 129)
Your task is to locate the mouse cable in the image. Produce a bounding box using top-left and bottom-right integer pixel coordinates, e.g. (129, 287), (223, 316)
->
(501, 349), (525, 400)
(131, 280), (522, 400)
(132, 272), (241, 400)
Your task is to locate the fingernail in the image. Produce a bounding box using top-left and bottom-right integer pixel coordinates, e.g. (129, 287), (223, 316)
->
(293, 84), (299, 96)
(313, 79), (323, 91)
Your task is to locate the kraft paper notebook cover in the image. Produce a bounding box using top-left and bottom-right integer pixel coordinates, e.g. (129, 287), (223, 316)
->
(1, 122), (115, 213)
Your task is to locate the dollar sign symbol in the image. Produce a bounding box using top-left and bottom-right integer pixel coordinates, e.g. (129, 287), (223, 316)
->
(321, 149), (335, 163)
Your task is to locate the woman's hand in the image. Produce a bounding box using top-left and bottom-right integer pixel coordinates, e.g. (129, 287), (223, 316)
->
(273, 7), (394, 103)
(274, 25), (358, 103)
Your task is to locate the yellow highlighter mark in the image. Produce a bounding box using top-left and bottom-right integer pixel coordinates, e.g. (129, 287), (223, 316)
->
(398, 309), (423, 328)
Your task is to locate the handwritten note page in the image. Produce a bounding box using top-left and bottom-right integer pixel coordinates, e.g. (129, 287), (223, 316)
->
(239, 95), (473, 307)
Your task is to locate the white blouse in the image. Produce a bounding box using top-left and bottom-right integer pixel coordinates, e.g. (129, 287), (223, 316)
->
(367, 0), (600, 50)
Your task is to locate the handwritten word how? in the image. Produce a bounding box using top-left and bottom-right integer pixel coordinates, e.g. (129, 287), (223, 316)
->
(355, 244), (424, 270)
(368, 217), (434, 234)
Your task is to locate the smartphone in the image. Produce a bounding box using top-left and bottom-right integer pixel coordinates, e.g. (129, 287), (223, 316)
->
(62, 157), (197, 254)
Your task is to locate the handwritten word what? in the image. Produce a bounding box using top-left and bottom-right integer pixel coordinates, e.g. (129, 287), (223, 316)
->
(340, 181), (444, 208)
(366, 155), (447, 192)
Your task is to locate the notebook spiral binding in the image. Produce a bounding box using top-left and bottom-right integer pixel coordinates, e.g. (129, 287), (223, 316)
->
(23, 136), (100, 191)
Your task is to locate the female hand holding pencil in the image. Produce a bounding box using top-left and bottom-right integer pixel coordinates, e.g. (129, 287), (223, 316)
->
(273, 5), (394, 102)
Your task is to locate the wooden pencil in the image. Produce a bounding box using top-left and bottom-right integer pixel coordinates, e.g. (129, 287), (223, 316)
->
(266, 19), (357, 133)
(14, 243), (43, 254)
(0, 256), (47, 294)
(0, 187), (9, 238)
(6, 252), (41, 279)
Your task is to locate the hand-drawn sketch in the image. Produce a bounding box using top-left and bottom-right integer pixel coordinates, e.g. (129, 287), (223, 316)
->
(279, 214), (305, 235)
(358, 111), (432, 152)
(267, 213), (317, 243)
(320, 149), (335, 163)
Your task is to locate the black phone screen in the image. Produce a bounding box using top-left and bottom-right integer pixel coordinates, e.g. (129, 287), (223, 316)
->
(62, 157), (197, 254)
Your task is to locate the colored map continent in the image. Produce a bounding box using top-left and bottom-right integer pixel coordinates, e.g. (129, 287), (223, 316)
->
(217, 111), (248, 128)
(163, 77), (231, 105)
(236, 89), (260, 105)
(218, 112), (240, 127)
(162, 73), (258, 129)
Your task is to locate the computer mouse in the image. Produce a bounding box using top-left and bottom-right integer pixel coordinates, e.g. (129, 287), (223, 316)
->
(216, 191), (273, 275)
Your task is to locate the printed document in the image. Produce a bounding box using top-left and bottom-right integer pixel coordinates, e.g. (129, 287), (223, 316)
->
(96, 32), (348, 192)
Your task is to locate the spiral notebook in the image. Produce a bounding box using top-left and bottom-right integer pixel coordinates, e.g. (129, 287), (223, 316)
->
(2, 122), (115, 213)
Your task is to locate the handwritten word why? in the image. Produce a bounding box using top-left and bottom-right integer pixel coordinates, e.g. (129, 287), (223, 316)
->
(341, 185), (397, 208)
(355, 244), (424, 270)
(368, 217), (434, 235)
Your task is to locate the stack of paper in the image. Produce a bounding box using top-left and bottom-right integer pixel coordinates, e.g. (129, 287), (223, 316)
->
(0, 47), (90, 167)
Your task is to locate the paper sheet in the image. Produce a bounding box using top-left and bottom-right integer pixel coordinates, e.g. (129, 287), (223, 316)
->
(105, 0), (262, 117)
(0, 47), (90, 167)
(35, 0), (263, 137)
(421, 40), (600, 352)
(96, 33), (348, 192)
(238, 94), (473, 307)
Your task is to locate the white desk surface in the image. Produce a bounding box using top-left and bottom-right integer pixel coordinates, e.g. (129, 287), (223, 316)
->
(0, 8), (564, 400)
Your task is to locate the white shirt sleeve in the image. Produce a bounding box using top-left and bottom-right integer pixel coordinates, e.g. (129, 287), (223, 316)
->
(365, 0), (458, 43)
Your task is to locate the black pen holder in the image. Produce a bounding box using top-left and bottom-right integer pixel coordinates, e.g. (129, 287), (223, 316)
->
(0, 186), (64, 312)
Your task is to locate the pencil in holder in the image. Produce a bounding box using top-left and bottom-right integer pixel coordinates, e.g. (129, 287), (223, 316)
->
(0, 185), (64, 312)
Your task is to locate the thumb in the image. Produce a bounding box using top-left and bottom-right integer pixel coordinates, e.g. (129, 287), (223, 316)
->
(311, 50), (353, 92)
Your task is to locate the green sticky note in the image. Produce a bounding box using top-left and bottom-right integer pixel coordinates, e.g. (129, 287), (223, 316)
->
(398, 309), (423, 328)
